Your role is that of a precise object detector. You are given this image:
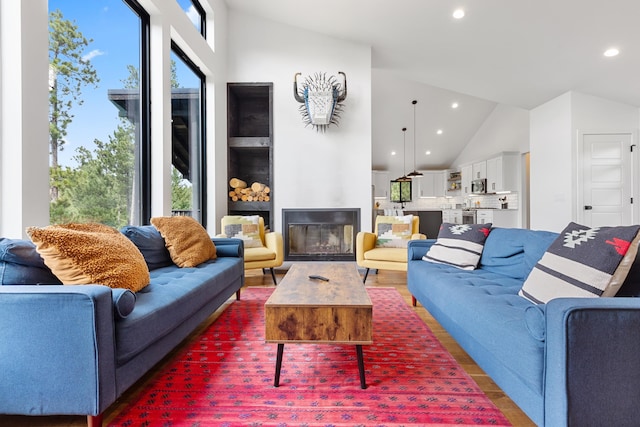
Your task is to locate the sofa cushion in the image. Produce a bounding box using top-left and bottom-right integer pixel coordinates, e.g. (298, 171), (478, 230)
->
(480, 228), (558, 280)
(0, 238), (62, 285)
(26, 223), (150, 292)
(151, 216), (216, 268)
(112, 288), (136, 319)
(114, 257), (243, 364)
(423, 223), (492, 270)
(519, 222), (640, 304)
(222, 215), (263, 248)
(375, 214), (414, 248)
(121, 225), (173, 270)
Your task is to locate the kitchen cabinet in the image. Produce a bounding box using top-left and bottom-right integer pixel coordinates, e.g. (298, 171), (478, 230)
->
(417, 211), (443, 238)
(442, 209), (462, 225)
(372, 170), (389, 198)
(416, 171), (445, 198)
(472, 161), (487, 180)
(461, 165), (473, 196)
(486, 153), (519, 193)
(476, 209), (493, 224)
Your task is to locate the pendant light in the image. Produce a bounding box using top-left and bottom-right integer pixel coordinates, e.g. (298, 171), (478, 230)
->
(407, 100), (423, 178)
(395, 127), (411, 181)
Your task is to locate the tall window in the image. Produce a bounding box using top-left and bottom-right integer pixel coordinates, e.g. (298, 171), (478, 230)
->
(170, 43), (206, 225)
(48, 0), (149, 227)
(176, 0), (206, 36)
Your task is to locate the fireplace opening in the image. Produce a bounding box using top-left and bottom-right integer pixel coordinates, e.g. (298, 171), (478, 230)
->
(283, 208), (360, 261)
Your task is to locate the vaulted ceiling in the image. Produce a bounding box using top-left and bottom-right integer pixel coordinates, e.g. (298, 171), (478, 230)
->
(225, 0), (640, 171)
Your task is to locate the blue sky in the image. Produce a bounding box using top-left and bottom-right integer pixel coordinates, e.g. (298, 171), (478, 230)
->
(49, 0), (199, 166)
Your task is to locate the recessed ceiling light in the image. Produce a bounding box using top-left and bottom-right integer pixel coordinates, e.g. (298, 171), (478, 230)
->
(425, 150), (432, 155)
(604, 48), (619, 57)
(453, 9), (465, 19)
(391, 151), (396, 156)
(436, 129), (443, 135)
(451, 102), (459, 109)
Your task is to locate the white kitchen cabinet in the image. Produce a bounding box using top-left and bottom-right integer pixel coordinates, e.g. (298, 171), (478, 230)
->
(444, 209), (463, 224)
(372, 171), (389, 198)
(472, 161), (487, 180)
(486, 153), (519, 193)
(476, 209), (493, 224)
(461, 165), (473, 196)
(417, 171), (446, 198)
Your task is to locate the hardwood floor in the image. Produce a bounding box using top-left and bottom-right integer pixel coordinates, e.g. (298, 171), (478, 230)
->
(0, 267), (536, 427)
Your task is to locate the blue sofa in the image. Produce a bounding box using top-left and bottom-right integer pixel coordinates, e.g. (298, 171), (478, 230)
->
(0, 225), (244, 426)
(407, 227), (640, 427)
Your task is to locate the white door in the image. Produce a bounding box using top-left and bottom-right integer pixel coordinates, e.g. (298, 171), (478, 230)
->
(579, 132), (634, 227)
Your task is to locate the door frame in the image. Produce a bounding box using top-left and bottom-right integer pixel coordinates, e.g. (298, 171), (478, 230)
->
(576, 130), (638, 225)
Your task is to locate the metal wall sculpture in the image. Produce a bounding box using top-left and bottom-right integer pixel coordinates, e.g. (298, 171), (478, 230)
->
(293, 71), (347, 132)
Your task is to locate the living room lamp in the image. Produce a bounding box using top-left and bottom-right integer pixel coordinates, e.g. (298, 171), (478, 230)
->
(395, 127), (411, 182)
(407, 100), (423, 178)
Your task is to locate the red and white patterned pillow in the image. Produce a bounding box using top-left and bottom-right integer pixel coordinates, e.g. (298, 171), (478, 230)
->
(519, 222), (640, 304)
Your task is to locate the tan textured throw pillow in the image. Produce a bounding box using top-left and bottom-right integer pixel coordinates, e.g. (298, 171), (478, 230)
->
(26, 223), (150, 292)
(151, 216), (216, 267)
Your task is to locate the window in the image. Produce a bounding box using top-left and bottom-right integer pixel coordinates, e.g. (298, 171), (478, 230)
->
(170, 42), (206, 225)
(176, 0), (206, 36)
(48, 0), (150, 227)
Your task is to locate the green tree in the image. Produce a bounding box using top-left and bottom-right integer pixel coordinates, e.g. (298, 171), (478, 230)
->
(172, 166), (193, 211)
(49, 9), (99, 200)
(50, 124), (135, 228)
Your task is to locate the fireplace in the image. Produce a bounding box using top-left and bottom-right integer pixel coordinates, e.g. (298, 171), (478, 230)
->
(283, 208), (360, 261)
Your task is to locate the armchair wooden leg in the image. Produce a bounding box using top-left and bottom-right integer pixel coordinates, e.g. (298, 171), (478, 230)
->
(411, 295), (417, 307)
(362, 268), (370, 284)
(269, 267), (278, 285)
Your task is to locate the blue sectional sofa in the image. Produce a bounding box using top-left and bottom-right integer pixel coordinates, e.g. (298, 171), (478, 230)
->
(0, 225), (244, 426)
(407, 227), (640, 427)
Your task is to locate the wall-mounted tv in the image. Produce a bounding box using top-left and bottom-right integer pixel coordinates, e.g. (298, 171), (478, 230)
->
(390, 180), (412, 203)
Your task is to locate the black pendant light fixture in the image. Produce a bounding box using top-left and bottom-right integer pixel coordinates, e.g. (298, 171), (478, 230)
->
(395, 127), (411, 181)
(407, 100), (424, 178)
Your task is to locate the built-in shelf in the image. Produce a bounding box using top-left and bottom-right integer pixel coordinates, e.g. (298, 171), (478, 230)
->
(227, 83), (274, 229)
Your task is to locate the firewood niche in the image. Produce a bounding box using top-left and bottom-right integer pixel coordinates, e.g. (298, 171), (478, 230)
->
(228, 178), (270, 202)
(227, 82), (273, 229)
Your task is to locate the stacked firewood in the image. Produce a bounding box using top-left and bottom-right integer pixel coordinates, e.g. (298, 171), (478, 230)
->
(228, 178), (271, 202)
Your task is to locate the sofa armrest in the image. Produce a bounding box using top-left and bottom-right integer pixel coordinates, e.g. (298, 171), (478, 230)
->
(407, 239), (436, 260)
(545, 297), (640, 426)
(264, 232), (284, 265)
(0, 285), (116, 416)
(211, 237), (244, 258)
(356, 231), (377, 264)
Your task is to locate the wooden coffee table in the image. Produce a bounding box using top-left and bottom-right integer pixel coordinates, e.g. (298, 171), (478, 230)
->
(264, 263), (373, 389)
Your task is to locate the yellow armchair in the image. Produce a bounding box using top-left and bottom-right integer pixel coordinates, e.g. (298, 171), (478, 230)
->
(356, 215), (426, 283)
(220, 216), (284, 285)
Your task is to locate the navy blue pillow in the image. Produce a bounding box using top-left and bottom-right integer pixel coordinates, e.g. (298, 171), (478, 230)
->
(0, 238), (62, 285)
(120, 225), (173, 270)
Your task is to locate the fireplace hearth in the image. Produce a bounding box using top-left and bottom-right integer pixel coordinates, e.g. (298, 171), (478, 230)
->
(283, 208), (360, 261)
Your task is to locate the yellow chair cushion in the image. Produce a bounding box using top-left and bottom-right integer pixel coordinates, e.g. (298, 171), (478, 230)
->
(363, 247), (408, 263)
(244, 246), (277, 262)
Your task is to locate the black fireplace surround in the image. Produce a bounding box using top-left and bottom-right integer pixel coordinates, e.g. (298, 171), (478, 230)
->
(283, 208), (360, 261)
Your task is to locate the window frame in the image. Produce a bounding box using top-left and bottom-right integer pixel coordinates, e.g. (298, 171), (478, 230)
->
(170, 40), (207, 227)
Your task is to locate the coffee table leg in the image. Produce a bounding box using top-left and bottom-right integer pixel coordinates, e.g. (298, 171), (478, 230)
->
(274, 343), (284, 387)
(356, 345), (366, 389)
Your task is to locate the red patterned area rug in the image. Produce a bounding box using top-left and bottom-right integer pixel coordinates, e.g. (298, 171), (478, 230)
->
(109, 287), (511, 426)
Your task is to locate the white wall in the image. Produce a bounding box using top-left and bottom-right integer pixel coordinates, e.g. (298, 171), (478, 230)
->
(452, 103), (530, 166)
(0, 0), (50, 238)
(227, 12), (373, 232)
(530, 91), (640, 232)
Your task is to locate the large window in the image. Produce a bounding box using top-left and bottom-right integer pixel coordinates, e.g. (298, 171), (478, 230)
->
(48, 0), (149, 227)
(176, 0), (206, 36)
(170, 43), (206, 225)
